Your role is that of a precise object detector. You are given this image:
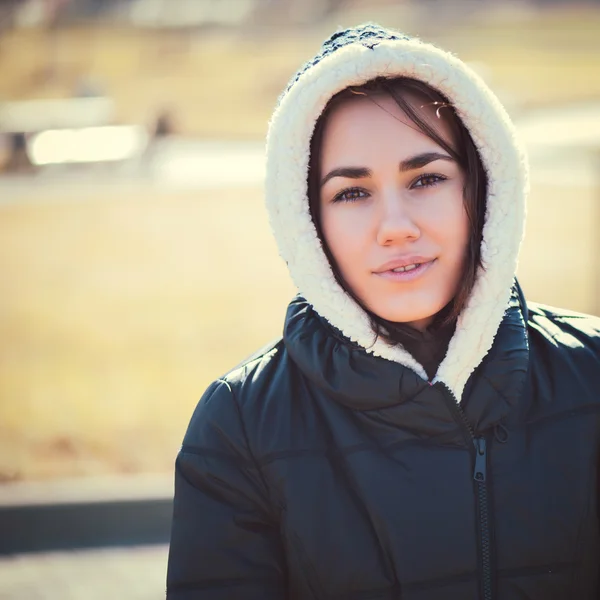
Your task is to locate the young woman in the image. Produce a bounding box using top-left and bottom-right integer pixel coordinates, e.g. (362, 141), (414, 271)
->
(166, 24), (600, 599)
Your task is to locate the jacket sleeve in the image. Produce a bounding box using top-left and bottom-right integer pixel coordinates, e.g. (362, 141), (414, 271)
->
(166, 379), (286, 599)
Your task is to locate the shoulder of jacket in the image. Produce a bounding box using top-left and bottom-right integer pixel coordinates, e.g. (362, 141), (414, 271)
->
(218, 336), (285, 385)
(208, 337), (293, 414)
(527, 301), (600, 346)
(182, 338), (289, 452)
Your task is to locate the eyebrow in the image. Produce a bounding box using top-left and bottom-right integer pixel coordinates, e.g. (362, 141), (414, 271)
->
(319, 152), (454, 188)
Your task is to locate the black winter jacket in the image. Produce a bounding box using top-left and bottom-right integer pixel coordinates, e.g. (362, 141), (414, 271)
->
(167, 291), (600, 600)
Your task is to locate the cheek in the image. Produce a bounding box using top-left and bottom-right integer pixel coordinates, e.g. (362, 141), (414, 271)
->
(429, 194), (470, 256)
(321, 207), (368, 266)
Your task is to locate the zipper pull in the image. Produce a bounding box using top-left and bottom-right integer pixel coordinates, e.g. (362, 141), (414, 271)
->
(473, 437), (487, 482)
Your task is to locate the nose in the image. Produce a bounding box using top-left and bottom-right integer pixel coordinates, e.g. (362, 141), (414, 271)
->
(375, 193), (420, 246)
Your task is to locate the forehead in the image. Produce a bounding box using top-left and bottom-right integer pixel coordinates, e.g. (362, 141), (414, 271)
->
(319, 94), (455, 166)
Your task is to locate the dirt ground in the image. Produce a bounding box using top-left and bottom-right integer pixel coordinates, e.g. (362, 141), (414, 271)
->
(0, 545), (168, 600)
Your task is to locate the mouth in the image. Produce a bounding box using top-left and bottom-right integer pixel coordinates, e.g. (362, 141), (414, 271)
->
(375, 259), (436, 281)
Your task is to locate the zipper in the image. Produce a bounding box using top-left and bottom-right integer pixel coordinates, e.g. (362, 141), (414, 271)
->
(435, 383), (493, 600)
(473, 437), (492, 600)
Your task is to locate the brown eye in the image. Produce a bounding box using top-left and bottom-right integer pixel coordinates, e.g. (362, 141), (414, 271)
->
(333, 187), (369, 203)
(412, 174), (447, 189)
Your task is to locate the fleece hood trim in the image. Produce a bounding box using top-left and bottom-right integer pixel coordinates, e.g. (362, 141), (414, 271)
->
(265, 24), (529, 401)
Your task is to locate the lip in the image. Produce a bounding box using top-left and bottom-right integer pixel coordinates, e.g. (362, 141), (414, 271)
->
(373, 257), (437, 282)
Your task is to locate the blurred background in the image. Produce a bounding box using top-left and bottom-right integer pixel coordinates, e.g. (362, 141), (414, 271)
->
(0, 0), (599, 597)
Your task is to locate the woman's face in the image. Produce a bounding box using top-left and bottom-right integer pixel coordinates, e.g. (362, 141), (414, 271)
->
(318, 94), (470, 331)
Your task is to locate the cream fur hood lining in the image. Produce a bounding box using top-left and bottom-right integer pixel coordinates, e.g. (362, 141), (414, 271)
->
(264, 24), (529, 401)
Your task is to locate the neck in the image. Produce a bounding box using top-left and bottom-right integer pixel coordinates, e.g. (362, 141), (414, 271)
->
(395, 320), (457, 380)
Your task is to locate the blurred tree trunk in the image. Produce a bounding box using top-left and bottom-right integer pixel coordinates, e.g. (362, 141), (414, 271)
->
(0, 0), (22, 37)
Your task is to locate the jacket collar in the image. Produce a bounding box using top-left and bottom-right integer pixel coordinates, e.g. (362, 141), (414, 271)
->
(459, 284), (529, 432)
(284, 284), (529, 434)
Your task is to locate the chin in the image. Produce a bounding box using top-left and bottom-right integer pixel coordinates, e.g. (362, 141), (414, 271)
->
(371, 298), (448, 328)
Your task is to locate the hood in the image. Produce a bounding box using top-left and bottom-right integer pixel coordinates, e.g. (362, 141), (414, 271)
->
(264, 23), (529, 401)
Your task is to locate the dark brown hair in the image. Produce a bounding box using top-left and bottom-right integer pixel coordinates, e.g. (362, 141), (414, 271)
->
(307, 76), (488, 344)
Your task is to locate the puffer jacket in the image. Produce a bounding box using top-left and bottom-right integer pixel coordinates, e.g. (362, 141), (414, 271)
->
(167, 289), (600, 599)
(166, 23), (600, 600)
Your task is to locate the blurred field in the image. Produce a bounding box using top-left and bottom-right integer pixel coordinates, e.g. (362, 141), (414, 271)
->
(0, 187), (295, 480)
(0, 175), (598, 480)
(1, 3), (600, 481)
(518, 180), (599, 314)
(0, 5), (599, 137)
